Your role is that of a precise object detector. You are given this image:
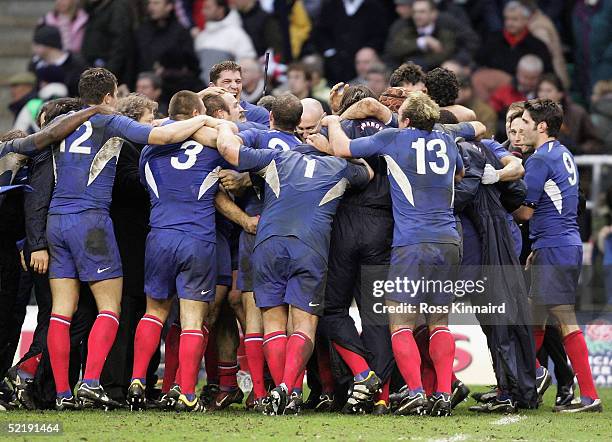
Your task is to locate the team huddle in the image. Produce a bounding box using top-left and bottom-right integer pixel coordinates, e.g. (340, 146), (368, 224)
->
(0, 60), (602, 417)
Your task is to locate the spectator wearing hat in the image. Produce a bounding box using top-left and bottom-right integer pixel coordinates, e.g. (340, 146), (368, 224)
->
(7, 73), (37, 124)
(28, 25), (87, 96)
(40, 0), (89, 54)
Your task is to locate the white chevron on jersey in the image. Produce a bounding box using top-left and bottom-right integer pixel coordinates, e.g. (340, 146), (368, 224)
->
(544, 179), (563, 214)
(144, 161), (159, 198)
(384, 154), (414, 206)
(319, 177), (348, 206)
(198, 166), (221, 200)
(0, 152), (27, 185)
(87, 137), (123, 186)
(259, 159), (280, 198)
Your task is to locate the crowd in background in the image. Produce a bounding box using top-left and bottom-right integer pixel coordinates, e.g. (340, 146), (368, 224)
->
(6, 0), (612, 153)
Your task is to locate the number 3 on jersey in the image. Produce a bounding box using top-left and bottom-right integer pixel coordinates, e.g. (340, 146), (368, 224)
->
(411, 138), (449, 175)
(171, 140), (204, 170)
(60, 121), (93, 154)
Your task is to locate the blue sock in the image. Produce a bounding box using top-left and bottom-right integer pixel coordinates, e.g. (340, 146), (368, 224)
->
(292, 387), (303, 395)
(130, 378), (146, 385)
(17, 369), (34, 381)
(57, 390), (72, 399)
(185, 393), (196, 402)
(536, 366), (545, 378)
(580, 396), (595, 405)
(83, 379), (100, 388)
(498, 391), (512, 401)
(433, 391), (449, 398)
(354, 369), (371, 382)
(409, 387), (425, 396)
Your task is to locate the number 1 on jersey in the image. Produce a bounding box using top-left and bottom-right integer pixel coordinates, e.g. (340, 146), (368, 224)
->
(303, 157), (316, 178)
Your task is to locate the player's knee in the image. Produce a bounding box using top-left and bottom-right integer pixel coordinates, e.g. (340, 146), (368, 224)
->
(227, 289), (242, 311)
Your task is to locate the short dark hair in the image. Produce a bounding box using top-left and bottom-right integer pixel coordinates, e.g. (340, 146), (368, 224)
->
(390, 62), (425, 88)
(257, 95), (276, 111)
(169, 90), (204, 119)
(425, 67), (459, 107)
(78, 68), (117, 104)
(209, 60), (241, 84)
(137, 71), (162, 90)
(524, 98), (563, 137)
(537, 73), (565, 94)
(287, 63), (312, 82)
(203, 94), (229, 117)
(438, 109), (459, 124)
(38, 97), (82, 127)
(271, 94), (303, 131)
(336, 85), (375, 115)
(0, 129), (28, 142)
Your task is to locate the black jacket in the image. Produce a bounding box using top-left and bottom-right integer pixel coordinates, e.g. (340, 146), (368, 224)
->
(23, 150), (54, 255)
(28, 53), (88, 97)
(477, 31), (553, 75)
(239, 3), (284, 58)
(136, 13), (194, 74)
(81, 0), (135, 85)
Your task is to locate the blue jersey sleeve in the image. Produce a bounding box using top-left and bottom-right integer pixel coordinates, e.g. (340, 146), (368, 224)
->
(345, 161), (371, 190)
(456, 148), (465, 174)
(238, 129), (260, 149)
(0, 134), (37, 157)
(389, 113), (399, 128)
(237, 146), (277, 172)
(109, 115), (153, 145)
(349, 129), (397, 158)
(481, 139), (510, 160)
(440, 123), (476, 141)
(523, 155), (549, 206)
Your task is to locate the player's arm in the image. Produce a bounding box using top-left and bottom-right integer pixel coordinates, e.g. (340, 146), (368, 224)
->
(443, 105), (477, 122)
(480, 139), (524, 184)
(442, 121), (486, 141)
(191, 126), (219, 148)
(216, 123), (243, 166)
(340, 97), (393, 124)
(348, 158), (374, 182)
(345, 159), (374, 191)
(218, 170), (252, 194)
(513, 156), (547, 222)
(214, 190), (258, 235)
(323, 115), (353, 157)
(147, 115), (208, 145)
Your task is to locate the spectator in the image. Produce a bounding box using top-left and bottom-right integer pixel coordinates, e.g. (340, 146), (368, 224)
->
(14, 66), (69, 134)
(283, 62), (331, 113)
(520, 0), (569, 89)
(29, 25), (88, 96)
(489, 54), (543, 136)
(194, 0), (256, 83)
(302, 54), (331, 104)
(7, 73), (37, 123)
(365, 63), (389, 98)
(473, 1), (552, 102)
(234, 0), (283, 58)
(136, 0), (195, 74)
(384, 0), (456, 71)
(436, 2), (480, 66)
(573, 0), (612, 102)
(314, 0), (389, 84)
(156, 49), (204, 107)
(591, 80), (612, 149)
(135, 71), (168, 116)
(456, 74), (497, 138)
(537, 73), (603, 155)
(239, 58), (265, 104)
(349, 47), (381, 86)
(441, 58), (472, 79)
(40, 0), (89, 54)
(81, 0), (135, 85)
(389, 61), (426, 91)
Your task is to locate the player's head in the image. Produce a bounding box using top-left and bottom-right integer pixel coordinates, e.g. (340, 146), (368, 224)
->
(147, 0), (174, 21)
(297, 98), (325, 141)
(37, 97), (82, 128)
(203, 0), (229, 21)
(425, 67), (458, 107)
(78, 68), (118, 106)
(438, 109), (459, 124)
(522, 98), (563, 146)
(169, 90), (205, 121)
(257, 95), (276, 112)
(203, 92), (243, 122)
(412, 0), (437, 28)
(117, 93), (158, 124)
(209, 60), (243, 100)
(508, 111), (527, 151)
(503, 0), (531, 36)
(398, 91), (440, 131)
(270, 93), (303, 132)
(389, 62), (426, 91)
(336, 85), (375, 116)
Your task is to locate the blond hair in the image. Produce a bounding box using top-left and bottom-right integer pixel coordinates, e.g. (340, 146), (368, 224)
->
(399, 91), (440, 131)
(117, 93), (158, 122)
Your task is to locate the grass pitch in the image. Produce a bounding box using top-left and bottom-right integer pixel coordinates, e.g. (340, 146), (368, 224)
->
(0, 387), (609, 441)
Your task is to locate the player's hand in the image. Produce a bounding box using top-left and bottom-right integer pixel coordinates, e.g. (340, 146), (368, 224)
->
(242, 215), (259, 235)
(152, 117), (168, 127)
(30, 249), (49, 274)
(321, 115), (341, 127)
(329, 82), (349, 114)
(425, 36), (443, 53)
(19, 250), (27, 272)
(198, 87), (225, 99)
(306, 133), (332, 155)
(481, 164), (500, 185)
(525, 251), (535, 271)
(219, 169), (249, 192)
